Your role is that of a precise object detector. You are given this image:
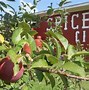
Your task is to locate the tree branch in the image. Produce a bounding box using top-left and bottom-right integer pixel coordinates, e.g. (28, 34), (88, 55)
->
(36, 67), (89, 81)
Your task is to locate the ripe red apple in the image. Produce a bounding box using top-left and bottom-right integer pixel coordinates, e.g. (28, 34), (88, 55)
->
(23, 43), (31, 54)
(0, 57), (24, 83)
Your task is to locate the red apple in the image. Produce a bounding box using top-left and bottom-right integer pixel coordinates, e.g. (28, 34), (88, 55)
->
(35, 36), (42, 48)
(0, 57), (24, 83)
(23, 43), (31, 54)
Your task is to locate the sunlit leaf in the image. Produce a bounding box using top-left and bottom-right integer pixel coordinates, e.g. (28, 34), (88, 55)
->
(14, 40), (27, 53)
(55, 32), (68, 50)
(12, 27), (23, 44)
(72, 50), (89, 58)
(27, 33), (36, 51)
(80, 81), (89, 90)
(13, 64), (19, 76)
(0, 46), (6, 51)
(68, 45), (76, 60)
(46, 31), (68, 50)
(31, 59), (48, 69)
(21, 85), (29, 90)
(0, 34), (4, 43)
(7, 49), (17, 64)
(53, 38), (61, 58)
(62, 62), (85, 77)
(45, 54), (58, 64)
(18, 22), (31, 36)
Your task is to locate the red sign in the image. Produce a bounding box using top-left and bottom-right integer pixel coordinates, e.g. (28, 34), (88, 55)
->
(35, 10), (89, 48)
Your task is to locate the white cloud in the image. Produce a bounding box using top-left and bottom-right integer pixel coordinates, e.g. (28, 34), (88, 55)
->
(20, 0), (38, 13)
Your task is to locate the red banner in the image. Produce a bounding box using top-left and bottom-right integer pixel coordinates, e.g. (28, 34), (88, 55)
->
(35, 10), (89, 48)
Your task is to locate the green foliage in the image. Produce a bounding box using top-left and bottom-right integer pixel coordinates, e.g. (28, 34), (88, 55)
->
(62, 62), (85, 77)
(12, 27), (23, 44)
(31, 59), (48, 69)
(27, 33), (36, 51)
(0, 0), (89, 90)
(46, 31), (68, 50)
(45, 54), (58, 64)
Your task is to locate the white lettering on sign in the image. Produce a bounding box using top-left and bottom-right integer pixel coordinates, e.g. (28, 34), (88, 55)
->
(64, 16), (68, 30)
(71, 14), (79, 29)
(82, 12), (89, 29)
(75, 30), (86, 43)
(46, 11), (89, 44)
(83, 30), (86, 42)
(75, 31), (80, 43)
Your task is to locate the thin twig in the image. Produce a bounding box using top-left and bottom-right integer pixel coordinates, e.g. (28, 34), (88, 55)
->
(36, 67), (89, 81)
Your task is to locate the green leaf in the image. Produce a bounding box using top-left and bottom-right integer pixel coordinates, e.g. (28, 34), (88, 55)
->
(14, 40), (27, 53)
(12, 27), (23, 44)
(21, 85), (29, 90)
(42, 41), (52, 54)
(27, 33), (36, 51)
(45, 54), (58, 64)
(17, 39), (27, 46)
(29, 30), (38, 36)
(55, 32), (68, 50)
(35, 69), (44, 82)
(72, 50), (89, 58)
(19, 22), (30, 32)
(14, 45), (22, 53)
(62, 62), (85, 77)
(58, 0), (66, 7)
(68, 45), (76, 60)
(0, 1), (7, 8)
(33, 54), (44, 61)
(60, 75), (68, 89)
(46, 31), (68, 50)
(47, 9), (54, 15)
(68, 50), (89, 60)
(80, 81), (89, 90)
(33, 0), (38, 5)
(18, 22), (31, 36)
(31, 59), (48, 69)
(7, 49), (17, 64)
(30, 5), (36, 10)
(13, 64), (19, 76)
(0, 46), (7, 51)
(53, 38), (61, 58)
(22, 72), (30, 82)
(84, 62), (89, 69)
(46, 73), (55, 88)
(39, 50), (51, 55)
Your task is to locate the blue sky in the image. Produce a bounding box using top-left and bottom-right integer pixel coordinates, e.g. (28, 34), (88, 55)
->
(0, 0), (89, 12)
